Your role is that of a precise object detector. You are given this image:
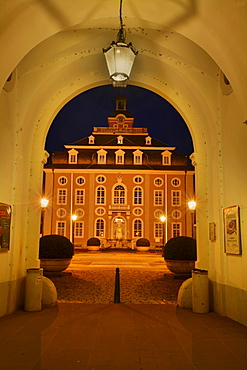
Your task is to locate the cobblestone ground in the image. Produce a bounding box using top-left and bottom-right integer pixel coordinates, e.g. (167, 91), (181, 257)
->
(50, 268), (184, 304)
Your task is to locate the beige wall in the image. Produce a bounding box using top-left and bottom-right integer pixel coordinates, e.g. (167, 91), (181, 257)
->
(0, 0), (247, 325)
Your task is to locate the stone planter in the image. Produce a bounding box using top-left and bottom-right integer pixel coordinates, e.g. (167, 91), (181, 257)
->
(87, 246), (100, 252)
(165, 259), (195, 275)
(136, 246), (150, 252)
(40, 258), (71, 273)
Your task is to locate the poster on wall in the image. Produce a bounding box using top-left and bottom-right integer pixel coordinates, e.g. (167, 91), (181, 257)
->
(223, 205), (241, 255)
(0, 203), (11, 251)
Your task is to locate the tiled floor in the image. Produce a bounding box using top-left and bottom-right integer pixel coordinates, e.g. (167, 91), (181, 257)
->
(1, 252), (247, 369)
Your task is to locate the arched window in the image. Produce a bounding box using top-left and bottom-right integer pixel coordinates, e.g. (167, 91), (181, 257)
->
(133, 187), (143, 205)
(113, 185), (126, 204)
(96, 186), (106, 204)
(95, 218), (105, 237)
(133, 219), (143, 238)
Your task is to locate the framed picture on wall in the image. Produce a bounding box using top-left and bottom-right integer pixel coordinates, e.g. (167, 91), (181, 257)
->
(223, 205), (241, 255)
(0, 203), (12, 251)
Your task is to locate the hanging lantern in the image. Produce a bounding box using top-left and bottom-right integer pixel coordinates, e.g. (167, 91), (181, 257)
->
(103, 0), (138, 87)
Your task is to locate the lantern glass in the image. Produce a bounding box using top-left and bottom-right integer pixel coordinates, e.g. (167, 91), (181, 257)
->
(104, 42), (137, 86)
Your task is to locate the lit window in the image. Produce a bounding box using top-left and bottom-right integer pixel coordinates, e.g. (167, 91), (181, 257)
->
(154, 222), (163, 239)
(115, 149), (125, 164)
(88, 135), (95, 144)
(172, 223), (181, 237)
(95, 218), (105, 237)
(133, 149), (143, 165)
(96, 186), (106, 204)
(133, 187), (143, 205)
(162, 150), (172, 165)
(117, 135), (123, 144)
(113, 185), (126, 204)
(56, 221), (66, 236)
(154, 190), (163, 206)
(133, 219), (143, 238)
(172, 190), (181, 206)
(75, 221), (84, 237)
(68, 149), (78, 164)
(75, 189), (85, 205)
(97, 149), (107, 164)
(57, 189), (67, 205)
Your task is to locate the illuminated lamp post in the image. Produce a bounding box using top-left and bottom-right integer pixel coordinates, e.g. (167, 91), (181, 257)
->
(160, 215), (167, 247)
(103, 0), (138, 87)
(40, 198), (49, 237)
(71, 214), (78, 245)
(188, 201), (196, 239)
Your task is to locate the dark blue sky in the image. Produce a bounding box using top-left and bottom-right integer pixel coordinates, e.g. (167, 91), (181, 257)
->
(45, 85), (193, 157)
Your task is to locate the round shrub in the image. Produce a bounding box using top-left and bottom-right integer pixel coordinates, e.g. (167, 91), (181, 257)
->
(136, 238), (150, 247)
(39, 235), (74, 259)
(163, 236), (197, 261)
(87, 237), (100, 246)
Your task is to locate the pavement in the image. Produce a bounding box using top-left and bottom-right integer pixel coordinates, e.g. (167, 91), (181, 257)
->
(1, 251), (247, 370)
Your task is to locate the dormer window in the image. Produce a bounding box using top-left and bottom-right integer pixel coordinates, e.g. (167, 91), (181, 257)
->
(88, 135), (95, 144)
(117, 135), (123, 144)
(115, 149), (125, 164)
(145, 136), (152, 145)
(133, 149), (143, 165)
(162, 150), (172, 165)
(97, 149), (107, 164)
(68, 149), (78, 164)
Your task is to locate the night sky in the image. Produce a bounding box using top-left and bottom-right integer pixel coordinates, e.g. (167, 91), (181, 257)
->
(45, 85), (193, 159)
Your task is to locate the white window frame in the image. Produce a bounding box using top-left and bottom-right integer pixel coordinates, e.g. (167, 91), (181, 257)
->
(74, 221), (84, 238)
(171, 190), (181, 206)
(154, 177), (163, 187)
(88, 135), (95, 144)
(113, 184), (126, 205)
(57, 189), (67, 205)
(76, 176), (85, 186)
(115, 149), (125, 164)
(95, 218), (105, 237)
(154, 222), (163, 239)
(133, 186), (143, 205)
(172, 222), (182, 238)
(56, 221), (66, 236)
(162, 150), (172, 165)
(97, 149), (107, 164)
(68, 149), (78, 164)
(117, 135), (123, 144)
(58, 176), (68, 185)
(145, 136), (152, 145)
(75, 189), (85, 205)
(154, 190), (163, 206)
(133, 219), (143, 238)
(171, 177), (181, 187)
(133, 149), (143, 165)
(96, 186), (106, 205)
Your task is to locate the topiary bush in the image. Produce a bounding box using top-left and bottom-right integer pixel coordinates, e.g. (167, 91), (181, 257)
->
(39, 235), (74, 259)
(87, 237), (100, 246)
(163, 236), (197, 261)
(136, 238), (150, 247)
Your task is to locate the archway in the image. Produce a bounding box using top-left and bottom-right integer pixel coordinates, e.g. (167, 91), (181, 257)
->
(0, 0), (246, 325)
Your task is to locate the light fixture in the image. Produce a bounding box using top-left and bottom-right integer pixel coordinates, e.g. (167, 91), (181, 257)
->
(40, 198), (49, 208)
(71, 214), (78, 221)
(188, 201), (196, 211)
(103, 0), (138, 87)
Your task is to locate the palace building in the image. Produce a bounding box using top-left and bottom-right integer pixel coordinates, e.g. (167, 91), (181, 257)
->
(43, 95), (195, 250)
